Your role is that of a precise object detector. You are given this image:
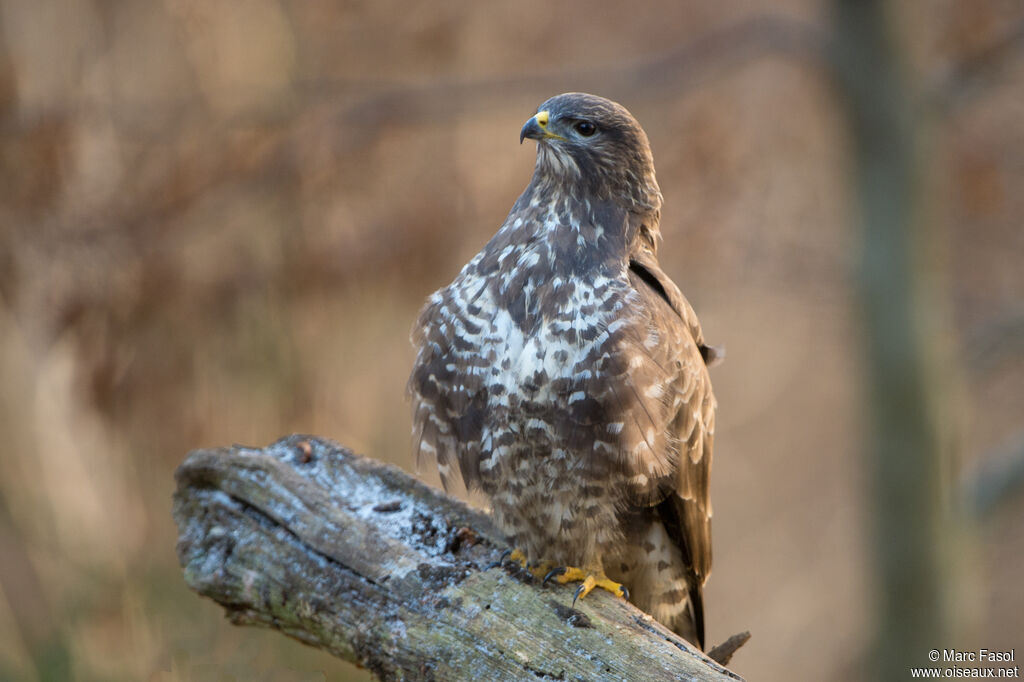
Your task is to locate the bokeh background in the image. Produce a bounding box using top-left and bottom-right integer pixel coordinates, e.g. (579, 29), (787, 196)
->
(1, 1), (1023, 680)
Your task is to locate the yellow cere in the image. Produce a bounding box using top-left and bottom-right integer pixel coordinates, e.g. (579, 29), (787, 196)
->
(533, 110), (566, 141)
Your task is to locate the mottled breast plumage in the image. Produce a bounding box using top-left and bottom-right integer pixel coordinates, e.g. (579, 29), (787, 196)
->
(408, 92), (718, 650)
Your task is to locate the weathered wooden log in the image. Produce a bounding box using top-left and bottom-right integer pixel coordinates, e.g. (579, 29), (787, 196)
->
(173, 435), (745, 681)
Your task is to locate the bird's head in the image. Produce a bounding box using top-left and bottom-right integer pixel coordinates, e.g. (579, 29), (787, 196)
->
(520, 92), (662, 213)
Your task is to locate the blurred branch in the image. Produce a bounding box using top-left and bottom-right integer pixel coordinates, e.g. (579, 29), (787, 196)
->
(965, 308), (1024, 375)
(36, 12), (826, 295)
(173, 436), (745, 681)
(930, 16), (1024, 115)
(830, 1), (958, 679)
(325, 13), (823, 131)
(963, 431), (1024, 518)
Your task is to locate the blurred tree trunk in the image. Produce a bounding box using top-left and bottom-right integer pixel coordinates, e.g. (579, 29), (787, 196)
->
(830, 1), (959, 679)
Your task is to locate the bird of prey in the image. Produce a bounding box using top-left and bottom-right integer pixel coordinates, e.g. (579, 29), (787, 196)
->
(408, 92), (719, 649)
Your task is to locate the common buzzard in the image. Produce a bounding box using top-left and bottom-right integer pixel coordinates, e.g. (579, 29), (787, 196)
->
(409, 92), (719, 649)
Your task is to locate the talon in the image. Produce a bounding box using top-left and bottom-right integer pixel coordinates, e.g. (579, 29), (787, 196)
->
(543, 567), (567, 586)
(487, 548), (530, 571)
(546, 566), (628, 604)
(485, 548), (513, 570)
(508, 549), (528, 568)
(572, 578), (592, 606)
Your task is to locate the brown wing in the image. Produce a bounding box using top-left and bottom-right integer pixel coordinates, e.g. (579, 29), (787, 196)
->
(407, 282), (489, 494)
(625, 247), (716, 648)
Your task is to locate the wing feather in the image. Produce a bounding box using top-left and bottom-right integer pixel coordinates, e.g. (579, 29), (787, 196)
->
(623, 246), (717, 645)
(408, 290), (486, 492)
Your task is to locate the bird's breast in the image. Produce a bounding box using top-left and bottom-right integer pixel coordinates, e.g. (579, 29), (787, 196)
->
(481, 268), (624, 402)
(448, 254), (638, 565)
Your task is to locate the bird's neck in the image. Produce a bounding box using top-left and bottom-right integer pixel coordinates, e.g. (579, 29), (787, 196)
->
(499, 183), (660, 276)
(531, 148), (663, 216)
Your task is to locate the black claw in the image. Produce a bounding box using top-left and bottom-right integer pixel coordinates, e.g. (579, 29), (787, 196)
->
(542, 567), (567, 586)
(485, 549), (513, 571)
(620, 586), (630, 600)
(572, 583), (586, 606)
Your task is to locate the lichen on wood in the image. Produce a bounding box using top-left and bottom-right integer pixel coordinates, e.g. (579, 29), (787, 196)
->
(173, 435), (744, 681)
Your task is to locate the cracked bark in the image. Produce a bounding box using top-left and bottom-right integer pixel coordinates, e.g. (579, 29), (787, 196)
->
(173, 435), (746, 681)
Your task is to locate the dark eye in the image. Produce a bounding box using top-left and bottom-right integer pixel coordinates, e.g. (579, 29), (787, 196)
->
(574, 120), (597, 137)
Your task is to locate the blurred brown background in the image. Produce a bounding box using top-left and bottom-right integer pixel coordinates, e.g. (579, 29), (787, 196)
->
(1, 0), (1022, 680)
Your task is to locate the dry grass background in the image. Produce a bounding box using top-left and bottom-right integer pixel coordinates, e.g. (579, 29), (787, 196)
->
(1, 1), (1022, 680)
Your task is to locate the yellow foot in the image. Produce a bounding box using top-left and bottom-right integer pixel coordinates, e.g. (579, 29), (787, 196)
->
(487, 548), (529, 570)
(508, 548), (528, 569)
(542, 567), (629, 604)
(489, 549), (556, 581)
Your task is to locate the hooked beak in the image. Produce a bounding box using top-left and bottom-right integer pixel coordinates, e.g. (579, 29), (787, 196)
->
(520, 110), (565, 144)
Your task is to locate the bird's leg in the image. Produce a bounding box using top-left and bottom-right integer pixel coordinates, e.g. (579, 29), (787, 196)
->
(543, 567), (629, 604)
(487, 548), (558, 581)
(486, 548), (520, 570)
(489, 551), (628, 602)
(508, 548), (528, 569)
(486, 548), (535, 571)
(524, 558), (558, 581)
